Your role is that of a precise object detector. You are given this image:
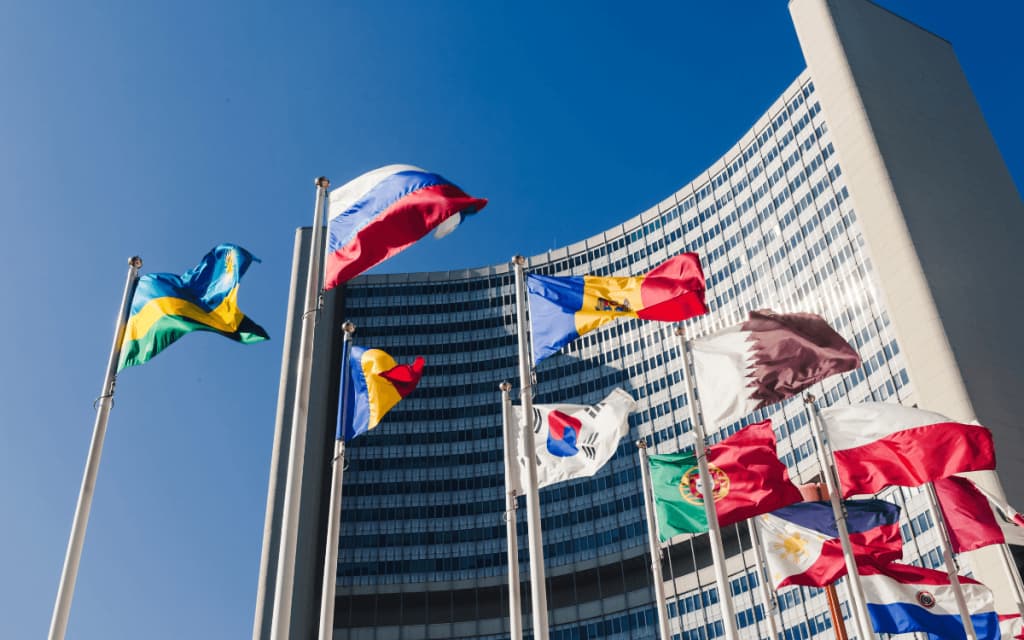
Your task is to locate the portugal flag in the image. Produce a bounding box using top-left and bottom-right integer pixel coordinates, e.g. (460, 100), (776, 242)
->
(647, 420), (801, 540)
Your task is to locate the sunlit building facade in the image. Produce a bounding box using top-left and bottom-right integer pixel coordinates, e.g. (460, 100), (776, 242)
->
(254, 1), (1024, 639)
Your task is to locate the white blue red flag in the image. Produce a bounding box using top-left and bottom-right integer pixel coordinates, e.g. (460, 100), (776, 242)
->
(513, 388), (636, 490)
(821, 402), (996, 497)
(861, 561), (999, 639)
(324, 165), (487, 289)
(758, 499), (902, 588)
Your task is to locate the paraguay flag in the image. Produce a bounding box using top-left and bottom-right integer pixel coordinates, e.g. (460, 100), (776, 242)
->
(527, 253), (707, 364)
(338, 345), (424, 442)
(758, 499), (902, 588)
(324, 165), (487, 289)
(861, 561), (999, 640)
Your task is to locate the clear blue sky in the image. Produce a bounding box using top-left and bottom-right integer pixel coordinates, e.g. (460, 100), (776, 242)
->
(1, 2), (1020, 638)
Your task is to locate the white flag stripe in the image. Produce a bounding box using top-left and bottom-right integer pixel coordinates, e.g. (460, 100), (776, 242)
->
(327, 164), (423, 221)
(820, 402), (953, 451)
(691, 325), (758, 428)
(514, 388), (636, 491)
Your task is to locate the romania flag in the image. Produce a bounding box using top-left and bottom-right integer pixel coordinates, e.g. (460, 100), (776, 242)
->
(338, 346), (424, 442)
(118, 244), (269, 371)
(527, 253), (707, 364)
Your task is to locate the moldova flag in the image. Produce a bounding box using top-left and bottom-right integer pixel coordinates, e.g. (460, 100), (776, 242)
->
(527, 253), (707, 364)
(324, 165), (487, 290)
(337, 345), (424, 442)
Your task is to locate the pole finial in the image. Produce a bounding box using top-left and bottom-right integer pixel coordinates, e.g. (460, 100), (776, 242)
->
(804, 394), (816, 404)
(342, 321), (356, 335)
(635, 439), (647, 449)
(315, 176), (330, 189)
(674, 326), (685, 337)
(129, 256), (143, 268)
(512, 255), (526, 266)
(499, 381), (512, 392)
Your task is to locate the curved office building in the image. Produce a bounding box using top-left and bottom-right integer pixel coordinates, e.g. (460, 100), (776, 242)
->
(254, 2), (1024, 639)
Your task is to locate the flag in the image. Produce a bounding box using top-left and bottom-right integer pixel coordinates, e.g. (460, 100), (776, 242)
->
(514, 388), (636, 490)
(968, 475), (1024, 546)
(691, 309), (860, 428)
(324, 165), (487, 289)
(997, 614), (1024, 640)
(759, 499), (902, 588)
(338, 345), (424, 442)
(118, 244), (269, 370)
(820, 403), (996, 497)
(647, 420), (802, 540)
(934, 476), (1006, 553)
(527, 253), (707, 364)
(860, 561), (999, 640)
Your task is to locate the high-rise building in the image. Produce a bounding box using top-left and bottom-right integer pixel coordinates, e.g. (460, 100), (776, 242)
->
(253, 1), (1024, 638)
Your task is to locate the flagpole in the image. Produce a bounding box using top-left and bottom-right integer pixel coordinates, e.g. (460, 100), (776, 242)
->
(924, 482), (979, 640)
(746, 519), (781, 640)
(810, 483), (849, 640)
(636, 440), (672, 640)
(49, 256), (142, 640)
(675, 326), (739, 640)
(803, 396), (875, 640)
(317, 321), (356, 640)
(271, 176), (330, 640)
(500, 382), (524, 640)
(511, 255), (550, 640)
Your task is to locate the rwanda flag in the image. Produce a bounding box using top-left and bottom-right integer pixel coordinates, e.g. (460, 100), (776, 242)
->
(118, 244), (269, 371)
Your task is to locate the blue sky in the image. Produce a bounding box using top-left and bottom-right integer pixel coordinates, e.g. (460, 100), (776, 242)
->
(1, 2), (1021, 638)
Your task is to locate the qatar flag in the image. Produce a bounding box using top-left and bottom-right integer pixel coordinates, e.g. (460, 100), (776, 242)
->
(691, 310), (860, 429)
(820, 403), (995, 498)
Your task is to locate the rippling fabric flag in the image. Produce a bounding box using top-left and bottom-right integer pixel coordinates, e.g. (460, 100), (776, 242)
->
(821, 403), (996, 498)
(324, 165), (487, 289)
(759, 499), (902, 588)
(691, 309), (860, 428)
(934, 476), (1006, 553)
(527, 253), (707, 364)
(338, 345), (424, 442)
(861, 561), (999, 640)
(514, 388), (636, 490)
(118, 244), (268, 370)
(647, 420), (801, 540)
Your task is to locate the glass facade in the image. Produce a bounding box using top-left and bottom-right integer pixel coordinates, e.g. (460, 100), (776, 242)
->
(330, 71), (945, 639)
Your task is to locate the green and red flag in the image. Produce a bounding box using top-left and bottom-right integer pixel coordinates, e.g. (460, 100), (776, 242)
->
(648, 420), (801, 540)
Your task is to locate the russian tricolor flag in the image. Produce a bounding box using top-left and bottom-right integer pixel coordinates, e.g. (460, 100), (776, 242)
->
(861, 562), (999, 640)
(324, 165), (487, 290)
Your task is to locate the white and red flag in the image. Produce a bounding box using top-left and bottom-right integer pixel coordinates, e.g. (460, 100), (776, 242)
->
(934, 475), (1008, 553)
(514, 388), (636, 490)
(691, 310), (860, 429)
(945, 473), (1024, 547)
(821, 403), (996, 498)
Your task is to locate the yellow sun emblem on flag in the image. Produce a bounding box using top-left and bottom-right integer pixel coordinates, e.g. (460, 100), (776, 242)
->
(771, 533), (809, 562)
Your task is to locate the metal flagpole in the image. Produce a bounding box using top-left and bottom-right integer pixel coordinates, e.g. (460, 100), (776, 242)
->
(500, 382), (523, 640)
(998, 543), (1024, 618)
(923, 482), (979, 640)
(803, 396), (875, 640)
(746, 519), (781, 640)
(317, 322), (356, 640)
(809, 483), (849, 640)
(675, 326), (739, 640)
(511, 255), (550, 640)
(636, 440), (672, 640)
(271, 176), (330, 639)
(49, 256), (142, 640)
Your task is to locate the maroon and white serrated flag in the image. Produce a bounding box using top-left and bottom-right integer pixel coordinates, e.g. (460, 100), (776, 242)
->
(691, 310), (861, 428)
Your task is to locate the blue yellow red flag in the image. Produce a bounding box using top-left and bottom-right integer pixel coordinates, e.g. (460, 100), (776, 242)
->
(338, 345), (424, 442)
(527, 253), (706, 364)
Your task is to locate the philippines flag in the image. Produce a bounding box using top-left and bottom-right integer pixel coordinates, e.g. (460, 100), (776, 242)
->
(324, 165), (487, 290)
(758, 499), (902, 588)
(820, 403), (996, 498)
(861, 562), (999, 640)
